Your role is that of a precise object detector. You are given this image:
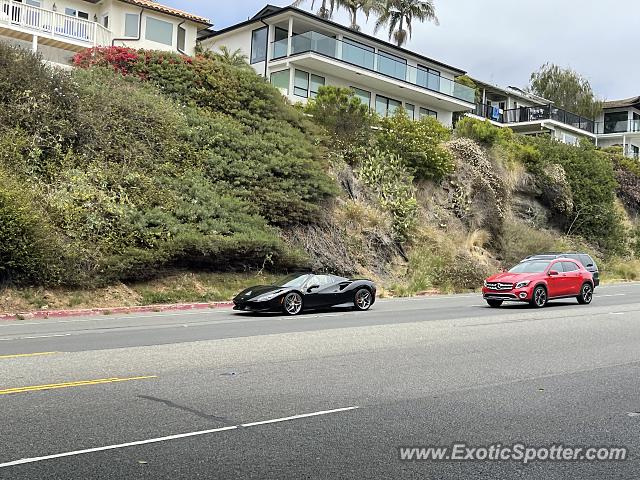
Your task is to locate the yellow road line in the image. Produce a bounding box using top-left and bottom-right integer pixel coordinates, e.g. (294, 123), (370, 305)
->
(0, 352), (58, 360)
(0, 376), (157, 396)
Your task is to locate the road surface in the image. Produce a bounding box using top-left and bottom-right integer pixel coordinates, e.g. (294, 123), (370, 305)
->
(1, 283), (639, 479)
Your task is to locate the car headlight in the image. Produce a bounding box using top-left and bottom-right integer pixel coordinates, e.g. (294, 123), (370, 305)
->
(515, 281), (530, 289)
(252, 290), (284, 302)
(483, 280), (488, 287)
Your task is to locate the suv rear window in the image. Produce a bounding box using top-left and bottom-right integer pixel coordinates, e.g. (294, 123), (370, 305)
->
(580, 255), (595, 268)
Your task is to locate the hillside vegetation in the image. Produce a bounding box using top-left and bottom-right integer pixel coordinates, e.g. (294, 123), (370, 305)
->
(1, 44), (639, 310)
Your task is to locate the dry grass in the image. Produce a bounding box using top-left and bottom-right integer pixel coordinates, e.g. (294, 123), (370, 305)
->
(0, 271), (280, 314)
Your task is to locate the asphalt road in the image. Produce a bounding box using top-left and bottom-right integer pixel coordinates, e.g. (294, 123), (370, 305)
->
(1, 283), (639, 479)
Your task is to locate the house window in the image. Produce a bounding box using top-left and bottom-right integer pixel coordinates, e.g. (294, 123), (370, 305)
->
(270, 70), (290, 94)
(177, 25), (186, 52)
(417, 66), (440, 91)
(102, 14), (109, 29)
(124, 13), (139, 37)
(310, 74), (325, 98)
(604, 111), (628, 134)
(405, 103), (415, 120)
(351, 87), (371, 109)
(294, 70), (309, 98)
(375, 94), (401, 117)
(419, 107), (438, 119)
(146, 17), (173, 46)
(343, 37), (375, 70)
(65, 8), (89, 19)
(377, 50), (406, 80)
(272, 27), (288, 59)
(251, 27), (267, 64)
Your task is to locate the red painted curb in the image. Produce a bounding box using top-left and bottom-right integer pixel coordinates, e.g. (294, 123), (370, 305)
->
(0, 301), (234, 321)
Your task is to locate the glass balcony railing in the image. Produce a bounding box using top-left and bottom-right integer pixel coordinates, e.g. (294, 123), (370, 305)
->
(595, 119), (640, 135)
(271, 31), (475, 104)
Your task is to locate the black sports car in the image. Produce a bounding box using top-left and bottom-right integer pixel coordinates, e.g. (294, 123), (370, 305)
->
(233, 273), (376, 315)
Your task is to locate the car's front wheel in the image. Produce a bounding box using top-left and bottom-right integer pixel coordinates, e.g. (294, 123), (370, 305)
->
(282, 292), (303, 315)
(577, 283), (593, 305)
(486, 299), (503, 308)
(530, 285), (547, 308)
(353, 288), (373, 311)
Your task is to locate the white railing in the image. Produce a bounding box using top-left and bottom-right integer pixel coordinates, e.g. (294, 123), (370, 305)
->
(0, 0), (112, 46)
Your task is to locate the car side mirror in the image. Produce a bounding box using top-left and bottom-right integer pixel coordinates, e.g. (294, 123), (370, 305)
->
(548, 270), (559, 276)
(307, 284), (320, 293)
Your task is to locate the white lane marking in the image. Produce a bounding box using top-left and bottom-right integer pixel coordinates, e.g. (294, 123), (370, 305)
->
(0, 406), (359, 468)
(0, 334), (72, 341)
(599, 294), (626, 297)
(608, 312), (625, 315)
(240, 406), (359, 427)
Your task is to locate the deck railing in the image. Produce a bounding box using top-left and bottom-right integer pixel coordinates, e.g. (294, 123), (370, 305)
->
(474, 103), (595, 134)
(271, 31), (476, 104)
(0, 0), (111, 45)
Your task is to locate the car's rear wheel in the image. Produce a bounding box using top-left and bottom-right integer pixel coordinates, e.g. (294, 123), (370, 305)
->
(353, 288), (373, 311)
(577, 283), (593, 305)
(486, 299), (503, 308)
(282, 292), (303, 315)
(530, 285), (547, 308)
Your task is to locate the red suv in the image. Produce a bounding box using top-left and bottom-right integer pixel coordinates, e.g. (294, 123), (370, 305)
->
(482, 258), (594, 308)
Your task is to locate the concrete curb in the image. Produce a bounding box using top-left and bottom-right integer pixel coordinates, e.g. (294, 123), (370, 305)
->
(0, 301), (234, 321)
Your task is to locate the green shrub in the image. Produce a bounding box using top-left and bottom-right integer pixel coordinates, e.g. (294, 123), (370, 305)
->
(512, 136), (625, 253)
(376, 109), (454, 180)
(304, 86), (375, 147)
(0, 168), (63, 284)
(358, 150), (418, 241)
(455, 117), (514, 146)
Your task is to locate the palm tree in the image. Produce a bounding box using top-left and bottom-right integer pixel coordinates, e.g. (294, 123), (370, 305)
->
(374, 0), (439, 47)
(214, 46), (250, 69)
(337, 0), (383, 31)
(291, 0), (338, 19)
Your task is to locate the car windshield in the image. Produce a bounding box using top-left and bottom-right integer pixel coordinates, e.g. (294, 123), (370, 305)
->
(509, 261), (551, 273)
(276, 274), (310, 288)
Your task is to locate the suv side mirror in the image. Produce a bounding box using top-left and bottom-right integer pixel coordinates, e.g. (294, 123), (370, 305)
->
(307, 284), (320, 293)
(548, 270), (559, 276)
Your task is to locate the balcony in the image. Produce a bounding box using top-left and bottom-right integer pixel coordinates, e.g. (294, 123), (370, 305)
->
(0, 0), (111, 48)
(473, 103), (595, 134)
(271, 31), (475, 105)
(595, 119), (640, 135)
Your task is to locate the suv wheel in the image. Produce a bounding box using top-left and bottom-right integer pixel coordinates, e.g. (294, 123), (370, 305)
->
(577, 283), (593, 305)
(530, 286), (547, 308)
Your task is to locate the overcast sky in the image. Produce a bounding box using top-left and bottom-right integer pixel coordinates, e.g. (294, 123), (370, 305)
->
(164, 0), (638, 101)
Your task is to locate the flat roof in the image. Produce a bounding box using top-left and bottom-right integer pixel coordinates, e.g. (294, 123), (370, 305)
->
(199, 4), (466, 75)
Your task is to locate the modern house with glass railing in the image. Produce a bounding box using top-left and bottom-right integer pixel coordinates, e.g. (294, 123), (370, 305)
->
(593, 97), (640, 158)
(0, 0), (210, 67)
(465, 79), (597, 146)
(199, 4), (476, 126)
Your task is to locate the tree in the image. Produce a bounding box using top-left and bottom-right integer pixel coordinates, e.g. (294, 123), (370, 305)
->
(337, 0), (382, 31)
(529, 63), (603, 119)
(212, 46), (250, 69)
(292, 0), (338, 19)
(374, 0), (438, 47)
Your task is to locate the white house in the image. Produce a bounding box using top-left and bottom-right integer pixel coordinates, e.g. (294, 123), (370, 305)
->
(198, 4), (476, 127)
(466, 79), (597, 146)
(0, 0), (210, 67)
(594, 97), (640, 158)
